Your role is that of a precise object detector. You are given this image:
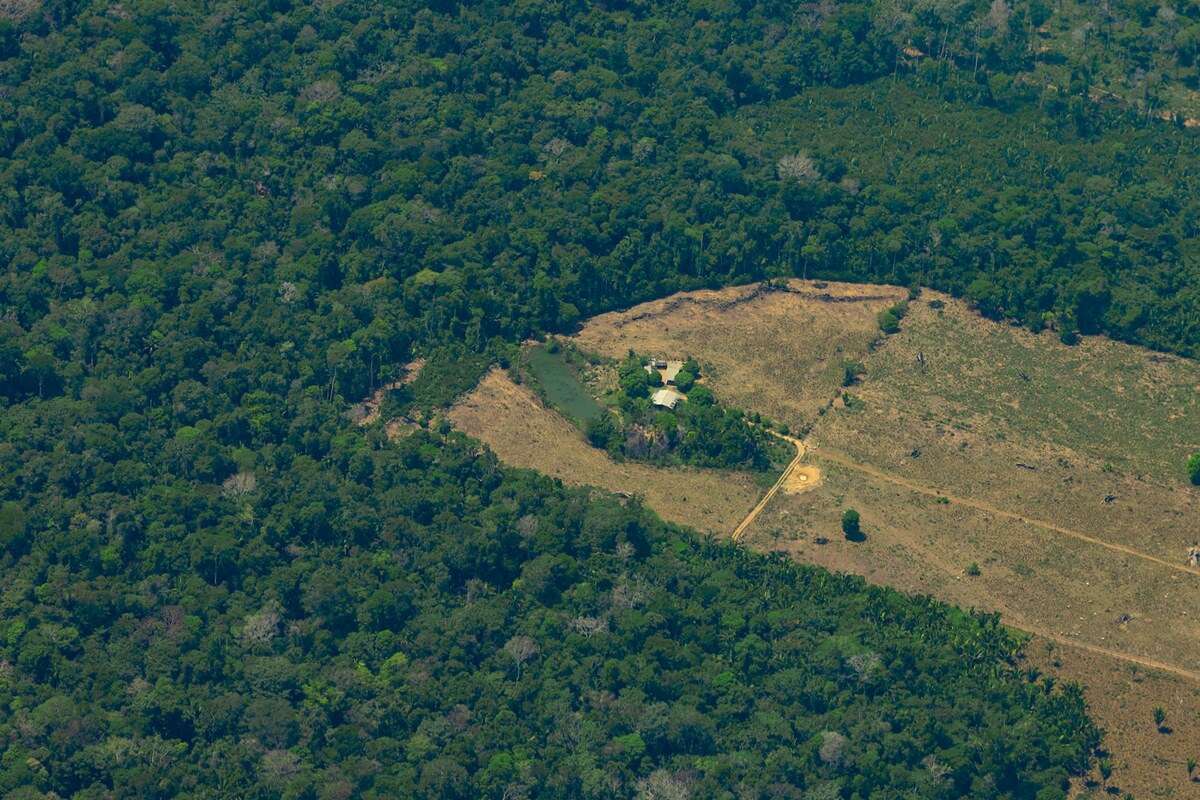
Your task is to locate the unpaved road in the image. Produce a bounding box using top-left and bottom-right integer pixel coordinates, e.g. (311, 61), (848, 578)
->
(811, 446), (1200, 579)
(731, 433), (806, 542)
(731, 434), (1200, 681)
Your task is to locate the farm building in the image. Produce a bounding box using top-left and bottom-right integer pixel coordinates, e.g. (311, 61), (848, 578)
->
(651, 387), (686, 409)
(645, 358), (685, 385)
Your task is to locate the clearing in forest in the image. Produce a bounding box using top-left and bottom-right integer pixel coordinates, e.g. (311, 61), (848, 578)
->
(573, 280), (905, 428)
(564, 279), (1200, 797)
(447, 369), (763, 535)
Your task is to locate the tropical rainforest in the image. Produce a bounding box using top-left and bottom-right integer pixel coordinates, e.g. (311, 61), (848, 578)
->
(3, 0), (1194, 796)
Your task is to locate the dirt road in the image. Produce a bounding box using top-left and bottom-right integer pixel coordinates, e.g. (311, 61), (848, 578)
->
(730, 435), (1200, 681)
(811, 446), (1200, 579)
(731, 433), (806, 542)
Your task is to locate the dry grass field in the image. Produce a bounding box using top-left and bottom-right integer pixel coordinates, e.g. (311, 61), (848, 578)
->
(450, 280), (1200, 795)
(447, 369), (763, 535)
(571, 281), (1200, 796)
(573, 281), (906, 428)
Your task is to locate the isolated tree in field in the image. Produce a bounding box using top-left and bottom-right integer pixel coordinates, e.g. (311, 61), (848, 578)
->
(842, 509), (861, 539)
(842, 360), (865, 386)
(1188, 452), (1200, 485)
(504, 635), (539, 681)
(1187, 757), (1196, 780)
(1154, 706), (1167, 732)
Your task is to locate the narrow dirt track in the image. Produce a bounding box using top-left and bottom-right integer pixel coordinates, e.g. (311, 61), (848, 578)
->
(731, 434), (805, 542)
(1008, 616), (1200, 683)
(811, 446), (1200, 579)
(731, 435), (1200, 682)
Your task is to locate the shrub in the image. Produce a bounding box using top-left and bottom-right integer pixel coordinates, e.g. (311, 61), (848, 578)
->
(586, 412), (619, 450)
(841, 509), (861, 538)
(842, 360), (865, 386)
(1188, 452), (1200, 486)
(877, 310), (901, 335)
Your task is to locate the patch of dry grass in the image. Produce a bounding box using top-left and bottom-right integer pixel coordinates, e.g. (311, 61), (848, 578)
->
(448, 369), (762, 535)
(573, 280), (904, 429)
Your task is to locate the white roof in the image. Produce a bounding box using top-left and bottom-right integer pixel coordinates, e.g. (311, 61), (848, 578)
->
(651, 388), (685, 409)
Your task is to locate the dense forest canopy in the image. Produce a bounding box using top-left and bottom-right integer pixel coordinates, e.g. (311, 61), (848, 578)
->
(3, 0), (1191, 796)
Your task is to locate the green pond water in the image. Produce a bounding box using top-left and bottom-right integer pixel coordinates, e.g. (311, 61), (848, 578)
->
(525, 346), (604, 424)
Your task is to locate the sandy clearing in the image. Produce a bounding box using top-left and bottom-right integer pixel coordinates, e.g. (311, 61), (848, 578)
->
(783, 465), (822, 494)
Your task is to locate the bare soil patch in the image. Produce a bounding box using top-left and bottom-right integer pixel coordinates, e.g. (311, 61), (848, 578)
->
(782, 464), (822, 494)
(448, 369), (762, 534)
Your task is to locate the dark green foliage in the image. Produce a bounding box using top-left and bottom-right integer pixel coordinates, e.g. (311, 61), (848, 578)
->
(403, 346), (495, 414)
(0, 1), (1130, 795)
(842, 508), (862, 539)
(877, 301), (908, 335)
(842, 360), (865, 387)
(585, 410), (620, 452)
(0, 430), (1100, 798)
(1188, 452), (1200, 485)
(673, 368), (697, 393)
(603, 354), (775, 470)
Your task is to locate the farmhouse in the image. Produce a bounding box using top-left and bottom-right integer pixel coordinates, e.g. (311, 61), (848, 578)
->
(651, 387), (686, 409)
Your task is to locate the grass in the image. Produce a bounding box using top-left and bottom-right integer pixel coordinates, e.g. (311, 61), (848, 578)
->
(448, 369), (762, 535)
(522, 344), (604, 425)
(573, 280), (903, 431)
(568, 279), (1200, 797)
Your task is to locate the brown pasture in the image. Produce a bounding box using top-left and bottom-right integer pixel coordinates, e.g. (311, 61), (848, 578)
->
(447, 369), (762, 535)
(449, 279), (1200, 795)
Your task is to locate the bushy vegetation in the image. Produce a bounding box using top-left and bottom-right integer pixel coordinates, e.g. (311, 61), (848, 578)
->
(586, 354), (776, 471)
(0, 429), (1100, 798)
(0, 0), (1157, 795)
(877, 301), (909, 336)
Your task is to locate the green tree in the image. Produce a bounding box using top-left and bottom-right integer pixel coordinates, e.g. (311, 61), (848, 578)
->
(842, 509), (862, 539)
(1188, 452), (1200, 486)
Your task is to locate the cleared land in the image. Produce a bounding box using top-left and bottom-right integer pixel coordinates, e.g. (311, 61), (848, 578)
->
(449, 280), (1200, 794)
(447, 369), (762, 535)
(562, 280), (1200, 796)
(573, 281), (905, 429)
